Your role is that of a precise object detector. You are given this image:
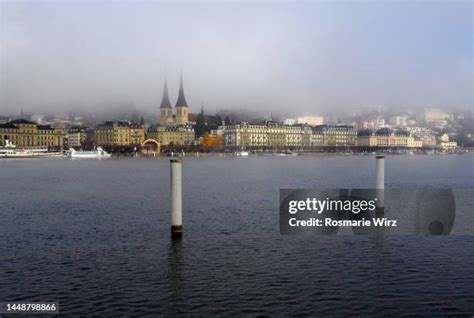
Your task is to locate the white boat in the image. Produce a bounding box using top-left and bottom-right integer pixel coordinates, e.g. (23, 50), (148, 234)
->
(0, 140), (62, 158)
(68, 147), (112, 158)
(234, 151), (249, 157)
(274, 151), (298, 157)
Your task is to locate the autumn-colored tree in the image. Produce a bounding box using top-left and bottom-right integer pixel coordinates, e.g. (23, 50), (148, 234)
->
(202, 131), (211, 148)
(202, 131), (222, 149)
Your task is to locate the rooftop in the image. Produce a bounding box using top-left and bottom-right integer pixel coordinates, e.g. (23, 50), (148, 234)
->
(9, 119), (36, 125)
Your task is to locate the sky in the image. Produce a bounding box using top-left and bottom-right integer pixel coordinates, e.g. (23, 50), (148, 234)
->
(0, 0), (472, 116)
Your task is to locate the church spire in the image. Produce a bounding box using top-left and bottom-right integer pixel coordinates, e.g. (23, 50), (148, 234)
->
(175, 73), (188, 108)
(160, 78), (172, 109)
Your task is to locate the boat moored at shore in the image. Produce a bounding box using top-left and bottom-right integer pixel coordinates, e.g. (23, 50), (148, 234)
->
(67, 147), (112, 158)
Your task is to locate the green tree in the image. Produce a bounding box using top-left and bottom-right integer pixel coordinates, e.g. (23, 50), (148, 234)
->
(195, 107), (206, 137)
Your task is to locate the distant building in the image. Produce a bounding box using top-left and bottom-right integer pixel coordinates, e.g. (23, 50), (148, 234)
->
(375, 117), (385, 128)
(94, 121), (145, 146)
(421, 108), (452, 128)
(388, 115), (408, 127)
(357, 128), (422, 148)
(363, 117), (385, 129)
(73, 116), (84, 126)
(146, 124), (195, 146)
(283, 118), (297, 126)
(0, 119), (65, 147)
(408, 127), (437, 147)
(438, 133), (457, 150)
(30, 114), (45, 125)
(0, 116), (10, 124)
(67, 126), (89, 147)
(297, 115), (324, 126)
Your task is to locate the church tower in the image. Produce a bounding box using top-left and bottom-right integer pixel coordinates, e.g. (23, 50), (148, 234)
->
(175, 74), (189, 126)
(159, 78), (173, 126)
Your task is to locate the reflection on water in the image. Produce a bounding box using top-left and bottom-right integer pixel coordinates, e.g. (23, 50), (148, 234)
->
(167, 240), (184, 304)
(0, 155), (473, 316)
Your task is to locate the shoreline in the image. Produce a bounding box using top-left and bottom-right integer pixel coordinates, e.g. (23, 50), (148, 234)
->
(1, 150), (472, 159)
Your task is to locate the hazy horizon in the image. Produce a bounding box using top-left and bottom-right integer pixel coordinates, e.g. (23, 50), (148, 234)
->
(0, 1), (472, 115)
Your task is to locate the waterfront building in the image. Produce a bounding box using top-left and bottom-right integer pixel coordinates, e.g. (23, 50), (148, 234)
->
(408, 127), (437, 147)
(312, 125), (357, 147)
(151, 74), (194, 146)
(357, 128), (422, 148)
(438, 133), (457, 150)
(67, 126), (89, 147)
(310, 128), (324, 146)
(130, 123), (146, 145)
(301, 126), (313, 147)
(218, 122), (355, 148)
(0, 119), (65, 147)
(146, 124), (195, 146)
(267, 122), (302, 147)
(94, 121), (145, 146)
(219, 122), (268, 148)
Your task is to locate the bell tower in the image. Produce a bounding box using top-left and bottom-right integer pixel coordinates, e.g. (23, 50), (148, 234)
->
(175, 74), (189, 126)
(159, 78), (173, 126)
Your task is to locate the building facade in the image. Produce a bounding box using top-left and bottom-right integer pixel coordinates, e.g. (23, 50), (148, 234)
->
(312, 125), (357, 147)
(151, 74), (193, 146)
(388, 115), (408, 127)
(67, 126), (89, 147)
(146, 125), (195, 146)
(408, 127), (437, 147)
(94, 121), (145, 146)
(438, 133), (457, 150)
(218, 122), (356, 148)
(357, 128), (422, 148)
(297, 115), (324, 126)
(0, 119), (64, 147)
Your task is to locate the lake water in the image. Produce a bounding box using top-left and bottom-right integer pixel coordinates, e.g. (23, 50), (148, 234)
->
(1, 155), (473, 316)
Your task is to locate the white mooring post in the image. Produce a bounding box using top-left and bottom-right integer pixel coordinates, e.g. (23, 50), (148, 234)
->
(170, 159), (183, 239)
(376, 155), (385, 211)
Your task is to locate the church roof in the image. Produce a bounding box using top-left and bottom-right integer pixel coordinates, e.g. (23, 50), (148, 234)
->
(175, 74), (188, 108)
(160, 79), (172, 109)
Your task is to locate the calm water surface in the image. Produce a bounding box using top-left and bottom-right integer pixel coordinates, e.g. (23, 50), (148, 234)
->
(0, 155), (473, 316)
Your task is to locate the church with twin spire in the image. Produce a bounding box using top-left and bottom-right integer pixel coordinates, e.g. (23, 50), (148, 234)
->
(159, 75), (189, 127)
(145, 74), (195, 147)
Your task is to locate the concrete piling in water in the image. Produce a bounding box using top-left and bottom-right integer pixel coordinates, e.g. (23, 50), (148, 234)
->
(170, 159), (183, 239)
(376, 155), (385, 212)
